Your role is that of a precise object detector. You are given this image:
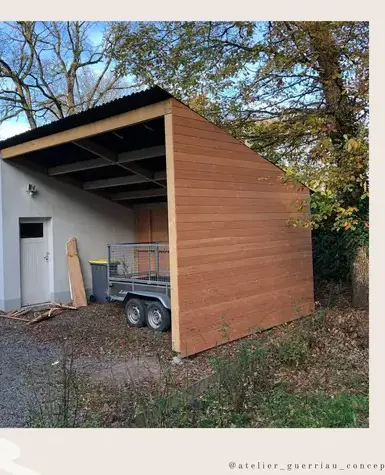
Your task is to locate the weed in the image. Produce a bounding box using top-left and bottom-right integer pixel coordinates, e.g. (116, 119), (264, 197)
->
(27, 345), (96, 428)
(271, 333), (311, 367)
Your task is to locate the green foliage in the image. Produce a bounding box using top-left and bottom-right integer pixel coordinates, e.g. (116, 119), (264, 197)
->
(313, 227), (351, 282)
(311, 192), (369, 281)
(256, 389), (368, 428)
(111, 21), (369, 255)
(271, 333), (311, 367)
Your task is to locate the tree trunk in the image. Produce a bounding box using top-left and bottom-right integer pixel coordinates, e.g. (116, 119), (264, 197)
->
(351, 246), (369, 309)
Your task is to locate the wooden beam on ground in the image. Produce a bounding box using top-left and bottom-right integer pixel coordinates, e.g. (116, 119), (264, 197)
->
(82, 174), (150, 190)
(48, 158), (109, 176)
(109, 188), (167, 201)
(1, 100), (172, 159)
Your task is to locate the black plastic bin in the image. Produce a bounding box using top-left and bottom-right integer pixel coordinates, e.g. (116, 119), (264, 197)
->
(89, 259), (116, 303)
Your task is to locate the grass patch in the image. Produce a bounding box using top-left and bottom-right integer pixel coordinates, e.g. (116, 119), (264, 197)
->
(255, 387), (368, 428)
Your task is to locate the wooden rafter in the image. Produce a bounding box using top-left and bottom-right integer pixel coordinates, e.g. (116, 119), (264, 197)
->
(48, 158), (109, 176)
(118, 145), (165, 163)
(73, 138), (118, 162)
(47, 145), (166, 176)
(83, 174), (150, 190)
(109, 188), (167, 201)
(72, 139), (166, 188)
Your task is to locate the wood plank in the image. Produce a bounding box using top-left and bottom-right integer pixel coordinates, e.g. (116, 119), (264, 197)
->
(173, 123), (243, 145)
(178, 260), (313, 291)
(66, 237), (87, 308)
(173, 133), (253, 153)
(179, 297), (315, 356)
(175, 195), (306, 208)
(176, 203), (302, 214)
(169, 100), (207, 121)
(135, 208), (152, 242)
(177, 212), (306, 223)
(178, 243), (311, 269)
(178, 290), (314, 355)
(174, 158), (283, 177)
(172, 114), (233, 133)
(165, 112), (181, 353)
(173, 143), (279, 167)
(1, 100), (171, 159)
(176, 226), (306, 241)
(178, 250), (312, 279)
(178, 255), (313, 286)
(179, 275), (312, 312)
(177, 232), (308, 250)
(174, 169), (283, 185)
(175, 187), (308, 199)
(174, 178), (302, 193)
(176, 219), (298, 232)
(177, 237), (310, 258)
(179, 282), (313, 328)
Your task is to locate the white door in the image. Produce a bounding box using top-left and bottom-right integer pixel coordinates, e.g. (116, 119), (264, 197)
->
(20, 221), (50, 306)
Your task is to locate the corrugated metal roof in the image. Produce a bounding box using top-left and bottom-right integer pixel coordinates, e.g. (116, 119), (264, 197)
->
(0, 86), (172, 150)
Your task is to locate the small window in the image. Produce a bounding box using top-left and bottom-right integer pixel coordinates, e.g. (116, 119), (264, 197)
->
(20, 222), (44, 239)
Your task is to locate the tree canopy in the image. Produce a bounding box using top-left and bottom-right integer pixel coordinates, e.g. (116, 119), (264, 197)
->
(111, 21), (369, 238)
(0, 21), (134, 129)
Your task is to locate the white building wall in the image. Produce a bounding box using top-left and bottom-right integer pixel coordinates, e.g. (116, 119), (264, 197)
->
(0, 160), (134, 311)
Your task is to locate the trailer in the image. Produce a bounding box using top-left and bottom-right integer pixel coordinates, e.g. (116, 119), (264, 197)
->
(107, 242), (171, 331)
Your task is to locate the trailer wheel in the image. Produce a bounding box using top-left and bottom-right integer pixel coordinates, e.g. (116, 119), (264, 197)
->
(146, 302), (171, 332)
(125, 298), (146, 328)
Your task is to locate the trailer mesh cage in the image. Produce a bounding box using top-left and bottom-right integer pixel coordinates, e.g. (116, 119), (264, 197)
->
(107, 242), (170, 285)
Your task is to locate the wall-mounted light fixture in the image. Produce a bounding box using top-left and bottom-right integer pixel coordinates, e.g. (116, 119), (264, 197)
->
(26, 183), (38, 197)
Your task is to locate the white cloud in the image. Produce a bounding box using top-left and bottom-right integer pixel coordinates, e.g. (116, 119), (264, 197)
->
(0, 121), (30, 140)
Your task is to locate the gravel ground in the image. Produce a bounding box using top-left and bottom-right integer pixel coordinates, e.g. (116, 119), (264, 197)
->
(0, 300), (259, 427)
(0, 302), (215, 427)
(0, 320), (61, 427)
(0, 284), (368, 427)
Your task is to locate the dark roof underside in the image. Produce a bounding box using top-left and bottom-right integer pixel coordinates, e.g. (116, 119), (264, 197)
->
(0, 86), (172, 150)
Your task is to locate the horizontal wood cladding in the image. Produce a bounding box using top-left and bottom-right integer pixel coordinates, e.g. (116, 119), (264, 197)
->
(135, 207), (169, 242)
(169, 98), (314, 356)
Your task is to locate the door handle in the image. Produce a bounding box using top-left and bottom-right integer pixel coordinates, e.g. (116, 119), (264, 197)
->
(44, 252), (50, 261)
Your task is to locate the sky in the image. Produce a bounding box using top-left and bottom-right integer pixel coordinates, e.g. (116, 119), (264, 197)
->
(0, 21), (108, 140)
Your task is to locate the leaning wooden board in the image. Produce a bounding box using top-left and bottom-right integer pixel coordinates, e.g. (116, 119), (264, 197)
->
(66, 237), (87, 307)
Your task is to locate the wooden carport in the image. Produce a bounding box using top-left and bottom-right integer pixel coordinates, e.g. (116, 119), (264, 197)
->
(0, 86), (314, 357)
